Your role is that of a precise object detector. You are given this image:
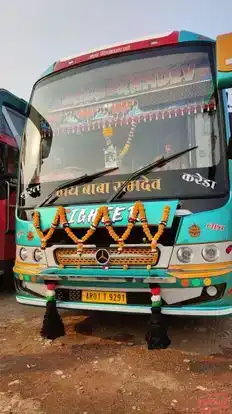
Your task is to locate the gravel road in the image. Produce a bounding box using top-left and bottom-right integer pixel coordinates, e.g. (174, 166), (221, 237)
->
(0, 291), (232, 413)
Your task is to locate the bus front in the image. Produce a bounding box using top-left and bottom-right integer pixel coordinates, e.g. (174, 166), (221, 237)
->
(14, 31), (232, 343)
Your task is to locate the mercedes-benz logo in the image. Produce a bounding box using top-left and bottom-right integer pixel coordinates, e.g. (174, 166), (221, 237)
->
(95, 248), (110, 265)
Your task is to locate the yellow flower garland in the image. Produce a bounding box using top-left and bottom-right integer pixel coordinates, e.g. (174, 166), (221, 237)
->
(102, 122), (137, 161)
(33, 202), (170, 255)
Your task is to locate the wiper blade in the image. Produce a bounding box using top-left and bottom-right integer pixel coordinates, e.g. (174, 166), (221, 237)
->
(107, 146), (198, 203)
(36, 166), (118, 208)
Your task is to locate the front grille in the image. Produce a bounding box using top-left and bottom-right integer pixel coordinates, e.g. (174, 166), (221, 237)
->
(54, 245), (160, 267)
(46, 217), (181, 248)
(55, 288), (151, 305)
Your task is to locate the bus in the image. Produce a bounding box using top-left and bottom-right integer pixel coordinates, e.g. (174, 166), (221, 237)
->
(0, 89), (27, 289)
(13, 30), (232, 348)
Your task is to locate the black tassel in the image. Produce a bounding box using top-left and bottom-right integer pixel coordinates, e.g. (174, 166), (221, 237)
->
(145, 307), (171, 350)
(40, 299), (65, 340)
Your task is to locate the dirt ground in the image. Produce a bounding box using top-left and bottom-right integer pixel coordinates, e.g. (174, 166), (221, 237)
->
(0, 291), (232, 414)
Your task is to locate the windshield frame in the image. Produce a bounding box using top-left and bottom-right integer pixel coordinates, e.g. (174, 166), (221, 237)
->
(17, 41), (230, 210)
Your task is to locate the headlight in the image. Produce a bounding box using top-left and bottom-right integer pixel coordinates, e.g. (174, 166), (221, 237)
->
(19, 247), (28, 261)
(206, 285), (218, 297)
(202, 245), (219, 262)
(177, 247), (193, 263)
(34, 248), (44, 262)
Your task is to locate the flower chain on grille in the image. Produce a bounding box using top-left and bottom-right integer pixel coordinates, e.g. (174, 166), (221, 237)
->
(33, 201), (170, 255)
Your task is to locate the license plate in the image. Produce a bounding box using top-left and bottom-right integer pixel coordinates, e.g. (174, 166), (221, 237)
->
(82, 290), (127, 305)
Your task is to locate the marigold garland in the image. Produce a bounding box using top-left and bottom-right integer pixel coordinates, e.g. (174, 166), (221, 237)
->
(102, 121), (137, 161)
(119, 120), (137, 159)
(33, 202), (170, 254)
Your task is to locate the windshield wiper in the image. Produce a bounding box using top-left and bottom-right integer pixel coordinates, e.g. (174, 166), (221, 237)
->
(36, 166), (118, 208)
(35, 146), (197, 208)
(107, 146), (198, 203)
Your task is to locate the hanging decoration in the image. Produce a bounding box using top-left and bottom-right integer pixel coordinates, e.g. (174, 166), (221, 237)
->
(145, 284), (171, 349)
(120, 120), (137, 159)
(40, 282), (65, 340)
(51, 100), (217, 136)
(102, 120), (137, 167)
(102, 126), (119, 169)
(33, 202), (170, 255)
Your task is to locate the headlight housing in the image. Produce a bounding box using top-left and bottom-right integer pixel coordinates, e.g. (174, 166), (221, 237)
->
(202, 245), (219, 262)
(34, 248), (44, 262)
(19, 247), (28, 261)
(206, 285), (218, 297)
(177, 247), (193, 263)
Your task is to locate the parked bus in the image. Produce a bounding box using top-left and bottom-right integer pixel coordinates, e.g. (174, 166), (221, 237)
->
(13, 30), (232, 347)
(0, 89), (27, 289)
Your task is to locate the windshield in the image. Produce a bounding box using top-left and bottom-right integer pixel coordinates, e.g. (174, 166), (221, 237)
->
(19, 43), (228, 208)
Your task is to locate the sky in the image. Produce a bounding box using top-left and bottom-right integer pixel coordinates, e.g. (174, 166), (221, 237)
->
(1, 0), (232, 102)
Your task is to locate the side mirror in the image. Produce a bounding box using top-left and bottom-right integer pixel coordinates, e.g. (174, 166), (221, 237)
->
(40, 119), (53, 159)
(28, 105), (53, 160)
(216, 32), (232, 89)
(41, 136), (52, 159)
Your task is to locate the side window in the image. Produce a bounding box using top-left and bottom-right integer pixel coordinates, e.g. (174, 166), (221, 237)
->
(2, 105), (26, 147)
(0, 143), (18, 177)
(0, 113), (12, 136)
(7, 146), (19, 176)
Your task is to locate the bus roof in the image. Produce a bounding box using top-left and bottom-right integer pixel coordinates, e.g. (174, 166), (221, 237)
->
(0, 89), (27, 149)
(0, 89), (27, 113)
(41, 30), (214, 77)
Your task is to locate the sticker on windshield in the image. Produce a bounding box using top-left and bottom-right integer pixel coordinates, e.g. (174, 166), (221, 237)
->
(56, 175), (162, 198)
(20, 184), (40, 199)
(103, 144), (119, 169)
(182, 172), (216, 189)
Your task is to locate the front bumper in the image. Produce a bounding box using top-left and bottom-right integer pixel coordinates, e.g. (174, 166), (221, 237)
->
(14, 264), (232, 316)
(15, 294), (232, 316)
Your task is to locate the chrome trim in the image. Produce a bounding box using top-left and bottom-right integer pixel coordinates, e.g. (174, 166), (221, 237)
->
(162, 307), (232, 316)
(23, 282), (150, 295)
(16, 273), (176, 284)
(95, 248), (110, 265)
(23, 282), (200, 304)
(56, 285), (151, 292)
(175, 209), (192, 216)
(46, 243), (173, 268)
(109, 243), (153, 248)
(16, 296), (152, 313)
(170, 265), (232, 273)
(16, 245), (47, 265)
(16, 296), (232, 316)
